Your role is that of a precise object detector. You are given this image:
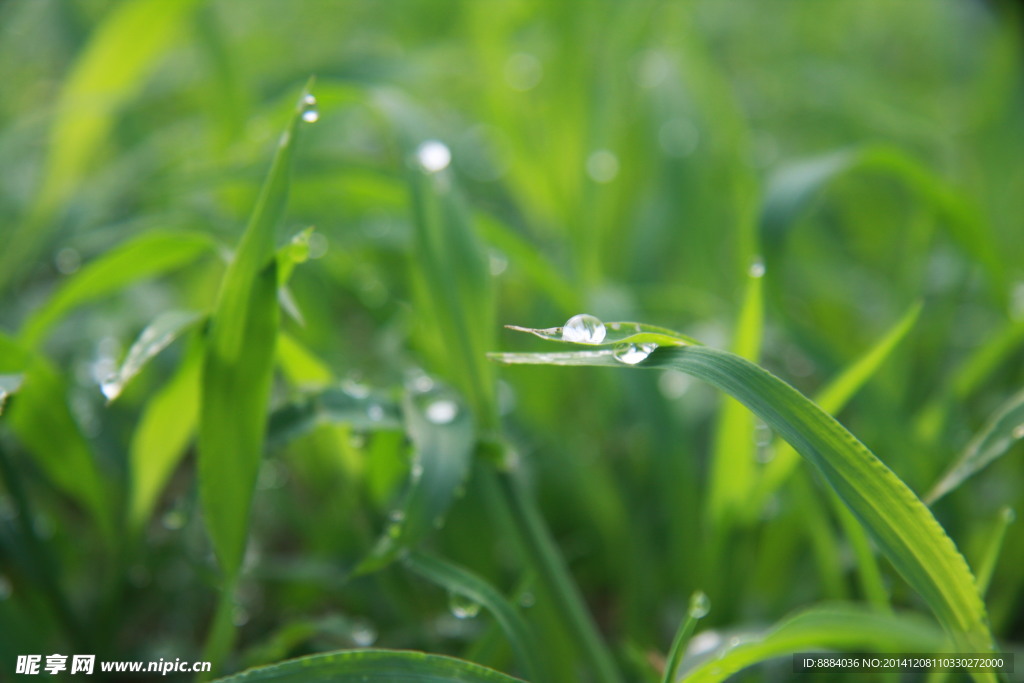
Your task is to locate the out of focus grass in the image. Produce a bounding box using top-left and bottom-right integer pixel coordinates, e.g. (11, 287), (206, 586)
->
(0, 1), (1022, 681)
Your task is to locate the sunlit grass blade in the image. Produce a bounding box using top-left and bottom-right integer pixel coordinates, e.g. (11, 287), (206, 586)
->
(213, 649), (526, 683)
(975, 507), (1015, 597)
(926, 389), (1024, 504)
(492, 338), (997, 662)
(757, 301), (923, 503)
(128, 338), (202, 530)
(677, 603), (948, 683)
(0, 0), (203, 295)
(0, 335), (114, 542)
(708, 260), (763, 527)
(661, 591), (709, 683)
(20, 231), (215, 347)
(267, 385), (401, 449)
(403, 551), (546, 683)
(103, 310), (204, 403)
(355, 384), (475, 575)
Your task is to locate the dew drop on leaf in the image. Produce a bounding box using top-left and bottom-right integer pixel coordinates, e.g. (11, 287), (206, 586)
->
(561, 313), (606, 344)
(448, 591), (481, 619)
(613, 342), (656, 365)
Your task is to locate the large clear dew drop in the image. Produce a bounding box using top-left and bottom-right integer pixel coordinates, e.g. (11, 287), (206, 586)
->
(561, 313), (606, 344)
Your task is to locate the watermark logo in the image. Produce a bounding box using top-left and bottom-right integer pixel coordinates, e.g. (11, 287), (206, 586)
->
(15, 655), (208, 676)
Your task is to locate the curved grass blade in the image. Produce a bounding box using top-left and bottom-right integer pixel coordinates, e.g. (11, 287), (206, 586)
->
(0, 335), (114, 542)
(20, 231), (215, 347)
(505, 321), (699, 348)
(267, 385), (401, 450)
(214, 649), (525, 683)
(404, 551), (545, 683)
(0, 0), (202, 295)
(103, 310), (205, 403)
(199, 79), (313, 581)
(491, 339), (996, 661)
(976, 507), (1015, 597)
(677, 603), (948, 683)
(661, 591), (709, 683)
(926, 389), (1024, 505)
(354, 385), (475, 575)
(128, 338), (202, 530)
(0, 374), (24, 416)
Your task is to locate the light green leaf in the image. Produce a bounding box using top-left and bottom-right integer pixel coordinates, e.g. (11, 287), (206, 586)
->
(103, 310), (205, 403)
(20, 231), (216, 347)
(492, 339), (996, 661)
(677, 603), (947, 683)
(129, 339), (203, 530)
(926, 389), (1024, 505)
(214, 649), (525, 683)
(355, 384), (475, 575)
(404, 551), (545, 683)
(199, 80), (313, 580)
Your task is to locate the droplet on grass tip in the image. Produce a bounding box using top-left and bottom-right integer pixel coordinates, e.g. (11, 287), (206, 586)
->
(448, 592), (482, 619)
(561, 313), (607, 344)
(1013, 424), (1024, 439)
(350, 620), (378, 647)
(425, 399), (458, 424)
(688, 590), (710, 619)
(748, 256), (766, 278)
(613, 342), (656, 365)
(416, 140), (452, 172)
(301, 93), (319, 123)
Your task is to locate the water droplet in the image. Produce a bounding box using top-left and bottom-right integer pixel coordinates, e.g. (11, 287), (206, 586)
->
(586, 149), (619, 183)
(488, 250), (509, 276)
(411, 461), (424, 480)
(350, 619), (377, 647)
(687, 630), (723, 657)
(416, 140), (451, 172)
(518, 592), (535, 608)
(1013, 424), (1024, 439)
(232, 605), (250, 626)
(367, 403), (385, 422)
(613, 342), (656, 365)
(561, 314), (607, 344)
(388, 510), (405, 524)
(688, 590), (710, 619)
(635, 50), (671, 88)
(410, 373), (435, 393)
(748, 256), (766, 278)
(161, 509), (186, 530)
(448, 592), (482, 619)
(300, 93), (319, 123)
(504, 53), (543, 91)
(55, 247), (81, 275)
(307, 232), (328, 259)
(100, 375), (120, 401)
(343, 379), (371, 399)
(1001, 507), (1016, 524)
(426, 399), (458, 424)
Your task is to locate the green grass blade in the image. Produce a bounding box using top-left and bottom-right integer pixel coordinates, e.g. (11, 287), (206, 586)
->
(708, 262), (764, 527)
(128, 338), (203, 530)
(975, 507), (1015, 597)
(926, 389), (1024, 504)
(492, 339), (996, 659)
(355, 384), (475, 575)
(199, 79), (313, 580)
(213, 649), (525, 683)
(678, 603), (948, 683)
(758, 301), (923, 502)
(103, 310), (204, 403)
(404, 551), (546, 683)
(661, 591), (709, 683)
(0, 335), (113, 542)
(506, 321), (699, 347)
(20, 231), (215, 347)
(0, 0), (202, 294)
(267, 385), (402, 450)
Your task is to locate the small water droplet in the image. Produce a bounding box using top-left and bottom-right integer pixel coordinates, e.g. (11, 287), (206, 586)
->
(343, 379), (371, 399)
(416, 140), (451, 172)
(586, 149), (619, 183)
(748, 256), (766, 278)
(518, 592), (535, 608)
(561, 314), (607, 344)
(448, 592), (481, 619)
(55, 247), (81, 275)
(1013, 424), (1024, 439)
(388, 510), (405, 524)
(613, 342), (656, 365)
(411, 461), (424, 480)
(307, 232), (328, 259)
(1001, 507), (1016, 524)
(232, 605), (250, 626)
(488, 250), (509, 276)
(367, 403), (385, 421)
(300, 94), (319, 123)
(426, 399), (458, 424)
(350, 619), (377, 647)
(688, 590), (710, 619)
(100, 375), (120, 400)
(161, 509), (186, 530)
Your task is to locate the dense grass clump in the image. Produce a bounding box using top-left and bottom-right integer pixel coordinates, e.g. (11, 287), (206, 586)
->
(0, 1), (1021, 681)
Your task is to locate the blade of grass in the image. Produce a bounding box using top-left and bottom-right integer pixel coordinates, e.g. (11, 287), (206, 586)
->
(661, 591), (709, 683)
(103, 310), (204, 403)
(925, 389), (1024, 504)
(403, 551), (546, 683)
(267, 385), (401, 450)
(491, 341), (997, 664)
(213, 649), (526, 682)
(975, 507), (1015, 597)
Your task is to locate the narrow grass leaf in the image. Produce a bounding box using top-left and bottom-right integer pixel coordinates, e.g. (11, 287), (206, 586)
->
(0, 335), (113, 542)
(506, 321), (699, 347)
(103, 310), (204, 403)
(677, 604), (947, 683)
(926, 389), (1024, 504)
(213, 649), (526, 683)
(21, 231), (215, 347)
(757, 301), (923, 503)
(492, 338), (996, 658)
(404, 551), (545, 683)
(355, 385), (475, 575)
(128, 339), (202, 530)
(199, 80), (313, 580)
(661, 591), (709, 683)
(975, 507), (1015, 597)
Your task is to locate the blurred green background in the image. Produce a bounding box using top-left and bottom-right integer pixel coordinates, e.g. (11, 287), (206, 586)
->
(0, 0), (1022, 680)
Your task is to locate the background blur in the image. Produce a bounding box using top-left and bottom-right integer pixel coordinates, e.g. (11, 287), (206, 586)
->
(0, 0), (1021, 680)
